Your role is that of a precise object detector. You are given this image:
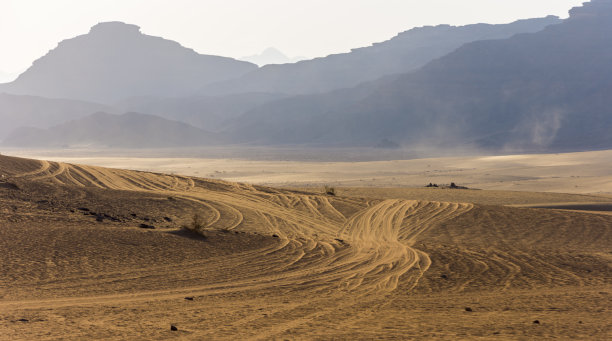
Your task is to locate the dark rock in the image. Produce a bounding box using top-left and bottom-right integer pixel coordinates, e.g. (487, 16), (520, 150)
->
(170, 325), (178, 331)
(139, 223), (155, 229)
(465, 307), (473, 312)
(17, 318), (29, 322)
(77, 207), (90, 212)
(335, 238), (345, 244)
(272, 234), (279, 238)
(96, 215), (104, 222)
(533, 320), (540, 324)
(184, 297), (194, 301)
(440, 274), (448, 279)
(164, 217), (172, 222)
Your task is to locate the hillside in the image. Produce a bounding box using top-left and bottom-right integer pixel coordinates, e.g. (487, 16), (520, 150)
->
(1, 112), (218, 148)
(228, 0), (612, 152)
(0, 22), (256, 103)
(0, 93), (112, 139)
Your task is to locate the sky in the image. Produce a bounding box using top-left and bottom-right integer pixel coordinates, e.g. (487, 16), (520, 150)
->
(0, 0), (586, 81)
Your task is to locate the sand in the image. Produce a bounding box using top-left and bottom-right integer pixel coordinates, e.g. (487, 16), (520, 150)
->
(1, 154), (611, 340)
(5, 149), (612, 195)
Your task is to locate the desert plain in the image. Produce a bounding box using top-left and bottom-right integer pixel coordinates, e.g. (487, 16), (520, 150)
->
(1, 149), (611, 340)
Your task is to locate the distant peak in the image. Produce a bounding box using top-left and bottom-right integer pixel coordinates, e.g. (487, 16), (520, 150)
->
(261, 47), (287, 56)
(89, 21), (141, 35)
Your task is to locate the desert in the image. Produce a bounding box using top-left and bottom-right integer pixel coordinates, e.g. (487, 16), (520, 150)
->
(1, 151), (611, 339)
(2, 0), (612, 339)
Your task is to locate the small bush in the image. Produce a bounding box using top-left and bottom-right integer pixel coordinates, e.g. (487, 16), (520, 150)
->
(324, 185), (336, 196)
(182, 213), (206, 233)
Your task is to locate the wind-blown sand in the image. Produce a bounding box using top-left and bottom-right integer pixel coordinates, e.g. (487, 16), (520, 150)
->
(1, 154), (611, 339)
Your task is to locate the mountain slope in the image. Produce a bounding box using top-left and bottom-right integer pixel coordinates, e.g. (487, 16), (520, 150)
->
(0, 22), (257, 103)
(228, 0), (612, 152)
(0, 93), (112, 139)
(2, 112), (218, 148)
(115, 92), (287, 132)
(199, 16), (560, 96)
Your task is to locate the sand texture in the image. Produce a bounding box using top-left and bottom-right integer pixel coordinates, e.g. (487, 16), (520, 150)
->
(1, 154), (611, 340)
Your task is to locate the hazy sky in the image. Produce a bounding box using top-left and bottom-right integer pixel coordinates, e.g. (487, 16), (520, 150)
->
(1, 0), (585, 79)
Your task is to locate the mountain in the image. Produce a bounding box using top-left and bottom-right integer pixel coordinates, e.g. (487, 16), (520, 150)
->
(0, 22), (257, 103)
(199, 16), (561, 96)
(227, 0), (612, 152)
(2, 112), (218, 148)
(0, 93), (112, 139)
(115, 92), (287, 132)
(240, 47), (304, 66)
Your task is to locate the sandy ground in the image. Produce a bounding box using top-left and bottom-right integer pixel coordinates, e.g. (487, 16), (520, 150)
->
(5, 149), (612, 195)
(1, 154), (611, 340)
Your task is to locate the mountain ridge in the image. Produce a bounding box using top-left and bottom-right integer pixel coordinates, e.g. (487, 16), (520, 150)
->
(0, 22), (257, 103)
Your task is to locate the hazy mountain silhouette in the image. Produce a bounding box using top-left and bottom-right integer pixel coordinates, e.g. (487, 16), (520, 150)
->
(0, 93), (112, 138)
(228, 0), (612, 152)
(199, 16), (560, 96)
(115, 92), (286, 132)
(2, 112), (218, 148)
(0, 22), (256, 103)
(240, 47), (304, 66)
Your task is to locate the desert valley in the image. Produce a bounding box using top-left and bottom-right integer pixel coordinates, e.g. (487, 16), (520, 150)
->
(1, 0), (611, 340)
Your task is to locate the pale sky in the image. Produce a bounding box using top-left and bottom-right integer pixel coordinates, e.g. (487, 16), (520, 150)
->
(0, 0), (585, 80)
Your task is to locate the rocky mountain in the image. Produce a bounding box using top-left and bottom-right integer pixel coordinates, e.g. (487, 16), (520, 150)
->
(2, 112), (218, 148)
(227, 0), (612, 152)
(199, 16), (561, 96)
(0, 22), (257, 103)
(0, 93), (112, 138)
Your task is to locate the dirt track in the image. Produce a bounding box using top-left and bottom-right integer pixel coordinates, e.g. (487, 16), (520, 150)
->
(1, 155), (611, 339)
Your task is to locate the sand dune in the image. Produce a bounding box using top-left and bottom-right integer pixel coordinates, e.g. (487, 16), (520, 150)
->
(1, 154), (610, 339)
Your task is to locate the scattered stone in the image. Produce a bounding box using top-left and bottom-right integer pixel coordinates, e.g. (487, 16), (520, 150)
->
(335, 238), (345, 244)
(184, 297), (194, 301)
(533, 320), (540, 324)
(77, 207), (90, 212)
(492, 331), (500, 335)
(139, 223), (155, 229)
(441, 274), (448, 279)
(130, 213), (137, 217)
(96, 215), (104, 222)
(272, 234), (279, 238)
(170, 325), (178, 331)
(17, 318), (29, 322)
(70, 209), (75, 213)
(465, 307), (473, 312)
(164, 217), (172, 222)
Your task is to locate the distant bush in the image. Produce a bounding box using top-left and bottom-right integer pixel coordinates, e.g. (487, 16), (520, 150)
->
(324, 185), (336, 196)
(182, 213), (206, 233)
